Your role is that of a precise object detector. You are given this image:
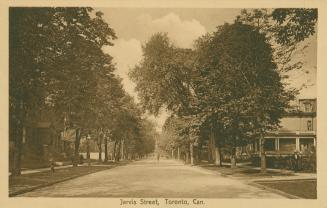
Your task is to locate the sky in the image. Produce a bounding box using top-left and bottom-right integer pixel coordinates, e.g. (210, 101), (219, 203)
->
(98, 8), (317, 131)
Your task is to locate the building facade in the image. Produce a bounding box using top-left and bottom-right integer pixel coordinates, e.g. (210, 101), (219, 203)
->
(250, 98), (317, 156)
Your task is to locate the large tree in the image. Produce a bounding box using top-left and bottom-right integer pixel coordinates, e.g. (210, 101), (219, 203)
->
(193, 22), (294, 171)
(9, 7), (117, 174)
(129, 33), (195, 116)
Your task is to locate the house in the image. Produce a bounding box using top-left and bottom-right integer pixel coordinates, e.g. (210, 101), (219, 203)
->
(254, 98), (317, 155)
(244, 98), (317, 170)
(22, 121), (61, 161)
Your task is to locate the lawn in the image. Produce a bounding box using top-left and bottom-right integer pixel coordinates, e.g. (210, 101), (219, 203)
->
(197, 162), (316, 199)
(9, 165), (115, 196)
(256, 179), (317, 199)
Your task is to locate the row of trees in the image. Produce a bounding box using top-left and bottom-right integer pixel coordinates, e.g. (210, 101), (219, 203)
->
(10, 7), (156, 176)
(130, 9), (317, 172)
(82, 94), (157, 163)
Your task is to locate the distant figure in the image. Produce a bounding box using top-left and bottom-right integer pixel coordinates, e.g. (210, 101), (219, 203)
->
(293, 151), (301, 172)
(79, 154), (84, 164)
(49, 154), (55, 174)
(157, 153), (160, 162)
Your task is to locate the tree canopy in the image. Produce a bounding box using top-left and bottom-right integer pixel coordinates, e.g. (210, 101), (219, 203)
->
(131, 22), (297, 168)
(10, 7), (156, 175)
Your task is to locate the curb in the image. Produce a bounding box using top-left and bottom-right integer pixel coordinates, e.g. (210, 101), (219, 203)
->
(250, 178), (316, 182)
(248, 181), (300, 199)
(9, 163), (127, 197)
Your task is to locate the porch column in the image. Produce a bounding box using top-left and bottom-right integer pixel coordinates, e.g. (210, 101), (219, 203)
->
(296, 137), (300, 151)
(275, 138), (279, 151)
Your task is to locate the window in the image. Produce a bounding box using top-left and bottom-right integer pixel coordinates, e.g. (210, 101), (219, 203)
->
(307, 120), (313, 131)
(279, 138), (296, 152)
(264, 138), (275, 151)
(300, 138), (314, 152)
(304, 102), (312, 112)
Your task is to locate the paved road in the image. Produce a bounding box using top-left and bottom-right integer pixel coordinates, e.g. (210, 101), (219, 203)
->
(21, 159), (284, 198)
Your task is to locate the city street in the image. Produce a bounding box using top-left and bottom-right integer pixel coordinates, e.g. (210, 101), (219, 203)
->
(21, 159), (285, 198)
(7, 7), (318, 206)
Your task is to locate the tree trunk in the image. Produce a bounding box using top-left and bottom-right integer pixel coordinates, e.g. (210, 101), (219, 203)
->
(208, 128), (215, 163)
(211, 133), (220, 166)
(207, 143), (212, 162)
(230, 135), (237, 169)
(177, 146), (180, 160)
(12, 124), (23, 176)
(214, 147), (221, 166)
(98, 141), (102, 162)
(86, 139), (90, 166)
(209, 128), (216, 164)
(121, 139), (124, 160)
(185, 151), (189, 164)
(124, 145), (128, 161)
(213, 129), (223, 167)
(12, 102), (25, 176)
(113, 139), (117, 162)
(73, 128), (81, 167)
(197, 143), (202, 163)
(260, 137), (267, 173)
(190, 143), (194, 165)
(116, 139), (122, 161)
(104, 138), (108, 162)
(231, 146), (236, 169)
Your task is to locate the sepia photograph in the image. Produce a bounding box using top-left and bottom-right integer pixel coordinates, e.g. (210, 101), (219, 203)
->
(3, 1), (326, 206)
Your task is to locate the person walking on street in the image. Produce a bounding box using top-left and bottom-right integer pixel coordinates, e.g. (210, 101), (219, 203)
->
(157, 153), (160, 162)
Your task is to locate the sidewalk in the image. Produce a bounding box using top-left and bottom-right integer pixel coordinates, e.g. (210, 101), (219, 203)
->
(248, 172), (316, 182)
(10, 160), (119, 176)
(9, 161), (128, 197)
(195, 161), (316, 180)
(18, 164), (73, 175)
(192, 161), (316, 199)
